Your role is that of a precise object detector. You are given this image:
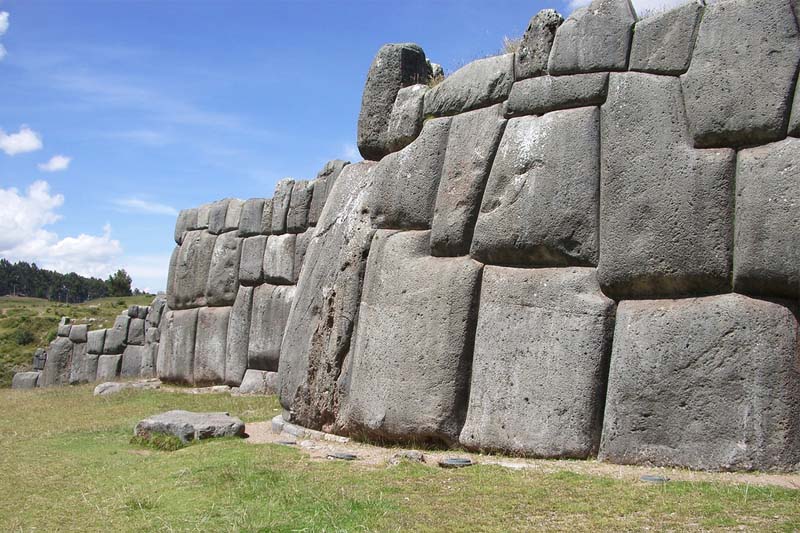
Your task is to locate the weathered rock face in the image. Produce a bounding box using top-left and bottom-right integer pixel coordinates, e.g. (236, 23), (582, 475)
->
(193, 307), (230, 385)
(157, 309), (197, 384)
(238, 198), (265, 237)
(68, 342), (89, 384)
(386, 84), (428, 153)
(207, 199), (230, 235)
(287, 180), (314, 233)
(248, 284), (294, 372)
(239, 235), (267, 286)
(174, 208), (198, 244)
(103, 315), (130, 355)
(87, 329), (106, 355)
(96, 354), (121, 382)
(424, 54), (514, 117)
(237, 369), (279, 395)
(263, 234), (295, 285)
(12, 371), (40, 389)
(41, 337), (73, 387)
(225, 286), (253, 386)
(121, 345), (146, 379)
(506, 73), (608, 117)
(134, 410), (245, 443)
(68, 324), (88, 344)
(205, 232), (242, 306)
(171, 230), (216, 309)
(515, 9), (564, 80)
(127, 318), (145, 346)
(600, 295), (800, 472)
(271, 179), (295, 235)
(629, 2), (702, 75)
(308, 160), (349, 226)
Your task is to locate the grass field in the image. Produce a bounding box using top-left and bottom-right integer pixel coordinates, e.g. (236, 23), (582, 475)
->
(0, 295), (155, 387)
(1, 386), (798, 532)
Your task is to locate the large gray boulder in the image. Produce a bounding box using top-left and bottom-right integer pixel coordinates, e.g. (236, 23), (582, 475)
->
(263, 234), (296, 285)
(40, 337), (72, 387)
(238, 235), (267, 286)
(599, 294), (800, 472)
(238, 198), (265, 237)
(68, 324), (88, 344)
(386, 84), (428, 153)
(174, 208), (198, 245)
(287, 180), (314, 233)
(193, 306), (230, 385)
(127, 318), (145, 346)
(278, 162), (378, 431)
(171, 229), (216, 309)
(68, 342), (89, 384)
(598, 73), (735, 299)
(158, 308), (198, 384)
(271, 179), (295, 235)
(548, 0), (636, 75)
(225, 286), (253, 386)
(341, 230), (482, 444)
(195, 203), (211, 229)
(506, 73), (608, 117)
(460, 267), (614, 457)
(12, 371), (40, 389)
(223, 198), (244, 233)
(134, 410), (245, 443)
(103, 314), (130, 355)
(370, 117), (451, 230)
(237, 369), (279, 395)
(515, 9), (564, 80)
(357, 43), (431, 161)
(734, 138), (800, 300)
(293, 230), (312, 283)
(681, 0), (800, 147)
(423, 54), (514, 117)
(471, 107), (600, 267)
(87, 329), (106, 355)
(248, 284), (294, 372)
(207, 199), (230, 235)
(205, 232), (242, 307)
(121, 344), (146, 379)
(308, 160), (349, 226)
(431, 104), (506, 256)
(260, 198), (274, 235)
(95, 354), (121, 382)
(629, 2), (703, 75)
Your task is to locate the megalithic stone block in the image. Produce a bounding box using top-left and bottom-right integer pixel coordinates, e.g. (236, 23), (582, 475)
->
(599, 294), (800, 472)
(68, 341), (89, 385)
(12, 371), (40, 389)
(205, 231), (242, 307)
(174, 208), (198, 245)
(156, 310), (175, 381)
(193, 306), (230, 385)
(87, 329), (106, 355)
(260, 198), (274, 235)
(196, 203), (211, 229)
(515, 9), (563, 80)
(223, 198), (244, 233)
(629, 1), (703, 75)
(147, 296), (166, 327)
(121, 344), (147, 379)
(308, 160), (349, 227)
(96, 354), (121, 382)
(287, 180), (314, 233)
(238, 235), (267, 286)
(103, 314), (130, 354)
(68, 324), (88, 343)
(263, 234), (296, 285)
(459, 267), (615, 458)
(127, 318), (145, 346)
(423, 54), (514, 118)
(207, 199), (230, 235)
(505, 73), (608, 117)
(271, 179), (295, 235)
(141, 343), (158, 379)
(386, 84), (428, 153)
(341, 230), (482, 445)
(172, 229), (217, 309)
(238, 198), (265, 237)
(248, 284), (295, 372)
(40, 336), (73, 387)
(166, 245), (179, 309)
(158, 308), (198, 384)
(293, 230), (312, 283)
(225, 285), (253, 386)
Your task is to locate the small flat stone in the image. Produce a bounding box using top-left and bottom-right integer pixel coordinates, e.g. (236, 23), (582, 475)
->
(134, 410), (245, 443)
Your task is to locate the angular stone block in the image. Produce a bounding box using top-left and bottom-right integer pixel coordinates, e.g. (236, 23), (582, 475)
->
(12, 371), (40, 389)
(172, 229), (216, 309)
(386, 84), (428, 153)
(271, 178), (295, 235)
(260, 198), (274, 235)
(193, 306), (230, 385)
(207, 199), (230, 235)
(57, 323), (71, 337)
(165, 246), (179, 309)
(174, 208), (198, 245)
(68, 324), (88, 344)
(40, 337), (73, 387)
(225, 285), (253, 386)
(263, 234), (296, 285)
(196, 203), (211, 229)
(370, 117), (451, 230)
(68, 341), (88, 384)
(84, 354), (99, 383)
(515, 9), (563, 80)
(598, 73), (735, 299)
(423, 54), (514, 117)
(599, 294), (800, 472)
(548, 0), (636, 75)
(127, 318), (145, 346)
(159, 308), (198, 384)
(293, 230), (312, 283)
(238, 369), (279, 395)
(629, 2), (702, 75)
(145, 326), (160, 344)
(681, 0), (800, 147)
(460, 267), (615, 457)
(238, 198), (265, 237)
(471, 107), (600, 267)
(135, 410), (245, 443)
(308, 160), (349, 227)
(156, 311), (174, 380)
(506, 73), (607, 117)
(357, 43), (431, 161)
(146, 296), (166, 327)
(96, 354), (121, 382)
(249, 284), (294, 372)
(342, 230), (482, 445)
(223, 198), (244, 232)
(103, 315), (130, 355)
(205, 232), (242, 307)
(121, 344), (146, 379)
(431, 104), (506, 256)
(87, 329), (105, 355)
(238, 235), (266, 286)
(287, 180), (314, 233)
(734, 138), (800, 299)
(140, 343), (157, 379)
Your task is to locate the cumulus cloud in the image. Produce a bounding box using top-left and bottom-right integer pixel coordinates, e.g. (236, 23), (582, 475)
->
(0, 126), (43, 156)
(0, 181), (123, 278)
(0, 12), (9, 36)
(38, 154), (72, 172)
(113, 198), (178, 216)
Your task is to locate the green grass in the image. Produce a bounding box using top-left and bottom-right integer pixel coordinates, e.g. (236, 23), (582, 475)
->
(1, 386), (798, 531)
(0, 294), (154, 387)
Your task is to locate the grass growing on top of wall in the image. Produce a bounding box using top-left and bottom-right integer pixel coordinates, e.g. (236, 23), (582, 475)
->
(1, 385), (799, 532)
(0, 294), (154, 387)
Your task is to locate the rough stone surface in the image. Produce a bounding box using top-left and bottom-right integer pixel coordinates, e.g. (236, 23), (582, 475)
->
(87, 329), (106, 355)
(271, 179), (295, 235)
(171, 230), (216, 309)
(141, 344), (158, 379)
(68, 324), (88, 343)
(460, 267), (614, 457)
(147, 296), (166, 327)
(68, 342), (89, 384)
(193, 306), (230, 385)
(278, 162), (378, 431)
(370, 117), (451, 230)
(423, 54), (514, 117)
(238, 198), (265, 237)
(598, 73), (735, 299)
(471, 107), (600, 267)
(515, 9), (564, 80)
(196, 203), (211, 229)
(293, 230), (312, 283)
(57, 323), (71, 337)
(159, 308), (198, 384)
(207, 199), (230, 235)
(341, 230), (482, 445)
(238, 369), (279, 395)
(260, 199), (274, 235)
(127, 318), (145, 346)
(121, 344), (147, 379)
(205, 232), (242, 306)
(146, 326), (160, 344)
(357, 43), (431, 161)
(548, 0), (636, 75)
(287, 180), (314, 233)
(431, 104), (506, 256)
(308, 160), (349, 226)
(733, 138), (800, 299)
(681, 0), (800, 148)
(238, 235), (267, 286)
(155, 311), (174, 380)
(263, 234), (296, 285)
(629, 2), (703, 75)
(249, 284), (294, 372)
(32, 348), (46, 371)
(223, 198), (244, 233)
(12, 371), (40, 389)
(103, 315), (130, 355)
(94, 379), (161, 396)
(506, 73), (608, 117)
(600, 294), (800, 472)
(386, 84), (428, 153)
(134, 410), (245, 443)
(96, 354), (121, 382)
(174, 208), (198, 244)
(225, 286), (253, 386)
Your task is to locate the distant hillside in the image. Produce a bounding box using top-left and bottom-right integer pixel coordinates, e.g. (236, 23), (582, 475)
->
(0, 260), (140, 302)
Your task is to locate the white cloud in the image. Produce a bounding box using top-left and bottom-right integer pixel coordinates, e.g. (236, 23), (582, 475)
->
(120, 254), (171, 292)
(0, 44), (6, 61)
(0, 126), (43, 155)
(0, 181), (123, 278)
(113, 198), (178, 216)
(38, 154), (72, 172)
(0, 12), (9, 36)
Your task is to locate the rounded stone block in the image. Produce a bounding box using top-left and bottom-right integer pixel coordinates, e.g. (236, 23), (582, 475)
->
(121, 344), (146, 379)
(386, 84), (428, 153)
(96, 354), (121, 382)
(172, 229), (217, 309)
(127, 318), (145, 346)
(205, 231), (242, 307)
(103, 315), (130, 355)
(207, 199), (230, 235)
(87, 329), (106, 355)
(238, 198), (265, 237)
(287, 180), (314, 233)
(194, 306), (230, 385)
(68, 324), (88, 344)
(505, 73), (608, 117)
(68, 342), (89, 384)
(41, 337), (73, 387)
(263, 234), (296, 285)
(515, 9), (563, 80)
(629, 1), (703, 75)
(174, 208), (198, 244)
(238, 235), (267, 286)
(12, 371), (40, 389)
(423, 54), (513, 118)
(271, 179), (295, 235)
(248, 284), (295, 372)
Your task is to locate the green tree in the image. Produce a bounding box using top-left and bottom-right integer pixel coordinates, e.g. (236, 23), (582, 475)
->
(106, 269), (133, 297)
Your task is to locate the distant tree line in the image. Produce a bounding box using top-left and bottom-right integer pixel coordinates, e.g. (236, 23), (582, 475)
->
(0, 260), (135, 302)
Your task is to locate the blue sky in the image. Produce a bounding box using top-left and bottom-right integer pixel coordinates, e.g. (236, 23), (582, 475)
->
(0, 0), (672, 292)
